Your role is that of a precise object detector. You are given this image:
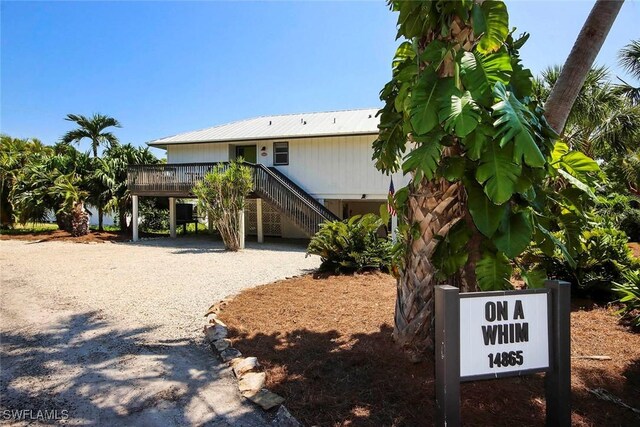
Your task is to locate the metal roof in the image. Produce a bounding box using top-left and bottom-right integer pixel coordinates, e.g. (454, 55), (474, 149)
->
(148, 108), (380, 147)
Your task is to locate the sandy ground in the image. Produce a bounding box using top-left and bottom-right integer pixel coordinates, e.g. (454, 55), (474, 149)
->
(0, 236), (320, 426)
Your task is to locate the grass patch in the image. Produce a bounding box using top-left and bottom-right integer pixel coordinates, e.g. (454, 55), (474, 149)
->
(0, 223), (58, 235)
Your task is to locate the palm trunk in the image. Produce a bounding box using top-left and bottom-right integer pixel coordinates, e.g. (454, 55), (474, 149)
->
(70, 201), (89, 237)
(118, 207), (128, 233)
(393, 17), (481, 355)
(394, 179), (468, 354)
(544, 0), (624, 133)
(98, 206), (104, 231)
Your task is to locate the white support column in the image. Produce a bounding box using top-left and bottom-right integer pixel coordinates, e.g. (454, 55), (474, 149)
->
(169, 197), (177, 238)
(391, 215), (398, 243)
(207, 211), (214, 234)
(238, 209), (245, 249)
(132, 195), (139, 242)
(256, 198), (264, 243)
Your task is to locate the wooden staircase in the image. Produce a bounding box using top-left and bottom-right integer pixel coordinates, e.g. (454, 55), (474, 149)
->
(127, 162), (339, 236)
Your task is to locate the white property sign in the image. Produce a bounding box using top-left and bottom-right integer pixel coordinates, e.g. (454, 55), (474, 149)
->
(459, 292), (550, 379)
(434, 283), (571, 427)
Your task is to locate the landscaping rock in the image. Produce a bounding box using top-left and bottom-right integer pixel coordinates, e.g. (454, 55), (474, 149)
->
(204, 324), (228, 342)
(213, 338), (231, 352)
(243, 388), (285, 411)
(238, 372), (266, 394)
(220, 347), (242, 362)
(207, 314), (228, 328)
(271, 406), (301, 427)
(231, 357), (260, 377)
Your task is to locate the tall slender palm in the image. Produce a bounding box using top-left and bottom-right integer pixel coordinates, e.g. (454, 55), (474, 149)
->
(62, 113), (121, 158)
(618, 39), (640, 105)
(543, 0), (624, 134)
(61, 113), (121, 230)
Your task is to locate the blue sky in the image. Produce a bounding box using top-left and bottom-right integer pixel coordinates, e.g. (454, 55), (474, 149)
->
(1, 1), (638, 157)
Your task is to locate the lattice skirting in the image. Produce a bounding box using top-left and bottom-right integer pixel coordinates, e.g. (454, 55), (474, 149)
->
(245, 199), (282, 237)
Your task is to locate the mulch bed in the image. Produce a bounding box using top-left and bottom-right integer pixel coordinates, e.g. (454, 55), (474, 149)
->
(0, 229), (161, 243)
(628, 242), (640, 259)
(218, 272), (640, 426)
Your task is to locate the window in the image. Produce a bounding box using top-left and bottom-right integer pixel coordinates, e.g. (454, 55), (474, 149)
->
(273, 142), (289, 165)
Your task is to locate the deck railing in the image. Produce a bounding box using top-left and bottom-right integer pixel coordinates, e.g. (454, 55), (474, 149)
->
(127, 162), (339, 235)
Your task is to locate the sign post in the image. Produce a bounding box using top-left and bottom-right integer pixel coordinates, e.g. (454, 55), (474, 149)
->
(435, 285), (460, 427)
(435, 280), (571, 426)
(545, 280), (572, 426)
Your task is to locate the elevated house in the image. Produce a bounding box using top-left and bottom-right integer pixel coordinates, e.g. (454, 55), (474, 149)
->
(127, 108), (407, 241)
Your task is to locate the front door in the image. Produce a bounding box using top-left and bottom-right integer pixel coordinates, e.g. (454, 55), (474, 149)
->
(235, 145), (257, 163)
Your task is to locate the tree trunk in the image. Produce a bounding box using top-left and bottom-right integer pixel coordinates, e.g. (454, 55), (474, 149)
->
(394, 179), (470, 355)
(393, 18), (479, 356)
(543, 0), (624, 133)
(70, 201), (89, 237)
(118, 207), (128, 234)
(98, 206), (104, 231)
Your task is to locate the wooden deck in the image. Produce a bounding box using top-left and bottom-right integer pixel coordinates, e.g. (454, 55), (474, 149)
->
(127, 162), (218, 197)
(127, 162), (340, 236)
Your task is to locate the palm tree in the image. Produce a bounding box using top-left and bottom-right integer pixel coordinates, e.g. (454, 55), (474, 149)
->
(544, 0), (624, 134)
(62, 113), (121, 157)
(61, 113), (121, 230)
(98, 144), (159, 233)
(618, 39), (640, 105)
(374, 0), (607, 356)
(536, 66), (640, 161)
(0, 135), (51, 228)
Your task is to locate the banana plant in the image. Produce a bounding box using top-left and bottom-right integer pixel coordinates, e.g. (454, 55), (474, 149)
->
(372, 0), (600, 353)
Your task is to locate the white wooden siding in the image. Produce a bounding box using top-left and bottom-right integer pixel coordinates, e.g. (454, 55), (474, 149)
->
(165, 135), (409, 199)
(167, 143), (228, 163)
(269, 134), (406, 200)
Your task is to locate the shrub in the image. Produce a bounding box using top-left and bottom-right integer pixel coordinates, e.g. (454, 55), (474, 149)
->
(307, 213), (392, 274)
(594, 193), (640, 241)
(614, 270), (640, 327)
(541, 227), (639, 298)
(620, 208), (640, 242)
(193, 160), (252, 251)
(139, 197), (169, 232)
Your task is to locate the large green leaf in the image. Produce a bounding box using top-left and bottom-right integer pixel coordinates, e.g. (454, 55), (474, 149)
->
(392, 41), (416, 69)
(409, 70), (440, 135)
(521, 267), (547, 289)
(508, 57), (534, 98)
(438, 90), (481, 137)
(550, 141), (570, 162)
(554, 150), (600, 183)
(475, 1), (509, 54)
(536, 223), (576, 268)
(476, 141), (521, 204)
(460, 49), (512, 101)
(402, 141), (442, 180)
(462, 124), (493, 161)
(492, 82), (545, 167)
(396, 63), (418, 83)
(476, 251), (513, 291)
(494, 211), (533, 258)
(419, 40), (448, 64)
(558, 169), (597, 200)
(440, 156), (466, 181)
(394, 82), (410, 112)
(467, 181), (507, 237)
(432, 221), (471, 277)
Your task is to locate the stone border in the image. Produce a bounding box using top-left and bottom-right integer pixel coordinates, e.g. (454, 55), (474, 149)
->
(204, 301), (301, 427)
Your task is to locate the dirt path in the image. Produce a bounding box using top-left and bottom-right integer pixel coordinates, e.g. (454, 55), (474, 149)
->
(0, 237), (319, 426)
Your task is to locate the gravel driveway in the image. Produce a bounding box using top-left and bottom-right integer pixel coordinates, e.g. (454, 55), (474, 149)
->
(0, 237), (319, 426)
